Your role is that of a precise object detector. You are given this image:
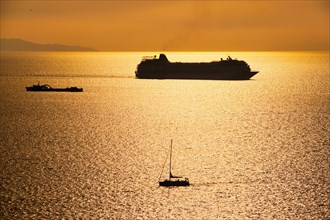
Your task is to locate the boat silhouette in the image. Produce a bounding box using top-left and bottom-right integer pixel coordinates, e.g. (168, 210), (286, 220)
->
(159, 140), (190, 187)
(136, 54), (258, 80)
(26, 83), (83, 92)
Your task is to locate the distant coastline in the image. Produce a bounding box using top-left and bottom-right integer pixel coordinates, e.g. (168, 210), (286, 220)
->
(0, 39), (97, 52)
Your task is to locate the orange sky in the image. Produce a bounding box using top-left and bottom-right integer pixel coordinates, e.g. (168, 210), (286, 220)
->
(1, 1), (329, 51)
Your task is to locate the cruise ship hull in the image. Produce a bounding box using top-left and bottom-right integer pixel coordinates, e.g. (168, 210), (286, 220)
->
(136, 69), (258, 80)
(135, 54), (258, 80)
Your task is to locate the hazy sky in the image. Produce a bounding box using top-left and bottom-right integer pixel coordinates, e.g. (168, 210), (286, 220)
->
(1, 0), (329, 51)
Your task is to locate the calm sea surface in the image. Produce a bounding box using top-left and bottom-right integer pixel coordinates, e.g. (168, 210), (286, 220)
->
(0, 52), (329, 219)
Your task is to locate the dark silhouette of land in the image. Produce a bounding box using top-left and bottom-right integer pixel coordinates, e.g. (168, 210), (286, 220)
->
(0, 39), (97, 51)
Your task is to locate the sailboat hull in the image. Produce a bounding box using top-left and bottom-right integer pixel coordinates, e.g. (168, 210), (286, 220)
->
(159, 179), (190, 187)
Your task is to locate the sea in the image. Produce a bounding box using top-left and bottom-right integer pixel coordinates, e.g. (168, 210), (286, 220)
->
(0, 51), (329, 219)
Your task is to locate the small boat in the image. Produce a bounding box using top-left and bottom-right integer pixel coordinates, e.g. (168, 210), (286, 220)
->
(159, 140), (190, 187)
(26, 83), (83, 92)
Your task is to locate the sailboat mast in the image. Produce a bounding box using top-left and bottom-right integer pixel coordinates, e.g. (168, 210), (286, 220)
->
(169, 139), (172, 179)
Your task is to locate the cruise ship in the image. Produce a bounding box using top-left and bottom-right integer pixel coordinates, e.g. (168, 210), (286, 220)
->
(135, 54), (258, 80)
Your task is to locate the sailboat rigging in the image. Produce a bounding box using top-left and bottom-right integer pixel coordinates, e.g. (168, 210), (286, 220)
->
(159, 140), (190, 187)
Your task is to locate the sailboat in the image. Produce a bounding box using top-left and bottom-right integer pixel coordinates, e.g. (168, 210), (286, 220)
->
(159, 140), (190, 187)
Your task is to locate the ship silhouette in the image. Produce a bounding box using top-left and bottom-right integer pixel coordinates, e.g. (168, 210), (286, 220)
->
(136, 54), (258, 80)
(159, 140), (190, 187)
(26, 83), (83, 92)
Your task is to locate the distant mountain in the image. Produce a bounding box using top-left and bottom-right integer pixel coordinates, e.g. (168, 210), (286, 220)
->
(0, 39), (97, 51)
